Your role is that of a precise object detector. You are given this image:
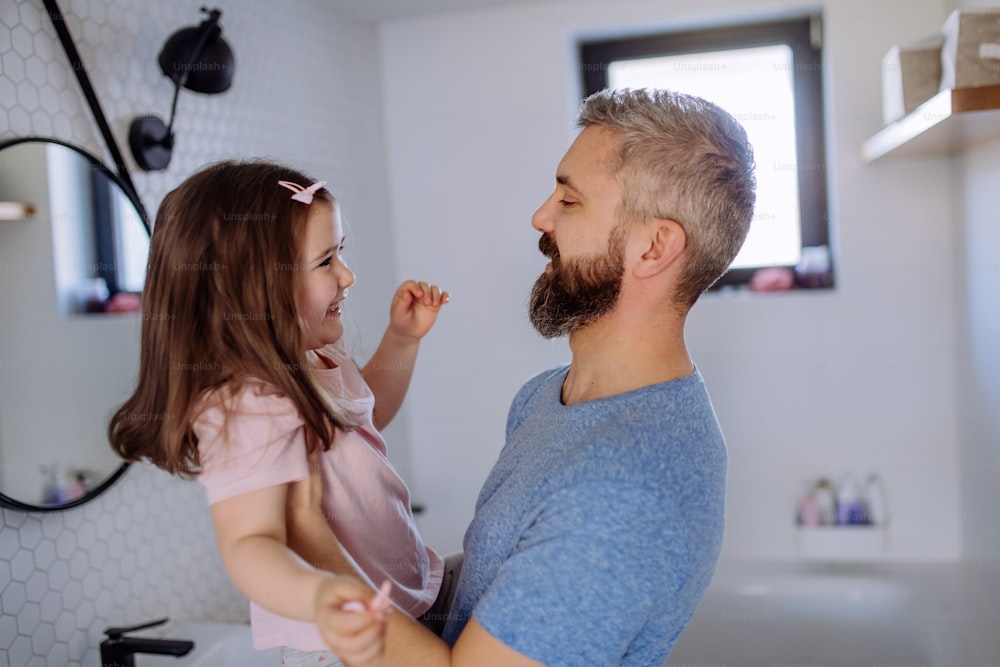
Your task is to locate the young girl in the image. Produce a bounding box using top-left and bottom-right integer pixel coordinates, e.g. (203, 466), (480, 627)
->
(108, 160), (449, 665)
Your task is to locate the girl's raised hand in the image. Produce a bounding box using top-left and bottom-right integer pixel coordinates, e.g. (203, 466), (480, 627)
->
(387, 280), (450, 341)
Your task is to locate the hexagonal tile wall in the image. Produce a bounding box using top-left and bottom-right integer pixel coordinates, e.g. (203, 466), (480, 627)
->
(0, 0), (397, 664)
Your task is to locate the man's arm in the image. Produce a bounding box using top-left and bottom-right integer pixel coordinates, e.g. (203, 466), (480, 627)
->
(315, 578), (545, 667)
(284, 457), (360, 577)
(286, 461), (543, 665)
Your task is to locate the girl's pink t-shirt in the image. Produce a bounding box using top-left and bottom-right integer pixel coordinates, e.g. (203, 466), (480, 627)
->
(193, 342), (443, 651)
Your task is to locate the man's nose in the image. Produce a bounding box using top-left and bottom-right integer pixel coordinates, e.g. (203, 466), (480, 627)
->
(531, 195), (555, 233)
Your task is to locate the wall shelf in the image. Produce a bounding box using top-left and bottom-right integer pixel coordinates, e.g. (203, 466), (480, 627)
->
(0, 201), (36, 220)
(861, 84), (1000, 162)
(797, 526), (888, 561)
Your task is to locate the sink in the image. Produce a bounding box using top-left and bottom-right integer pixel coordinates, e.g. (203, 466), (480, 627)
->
(132, 622), (280, 666)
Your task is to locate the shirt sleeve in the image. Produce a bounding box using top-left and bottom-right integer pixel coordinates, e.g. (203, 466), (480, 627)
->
(471, 482), (690, 667)
(193, 384), (310, 505)
(505, 366), (566, 437)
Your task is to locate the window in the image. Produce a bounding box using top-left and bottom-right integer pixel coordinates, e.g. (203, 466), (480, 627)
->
(580, 16), (832, 288)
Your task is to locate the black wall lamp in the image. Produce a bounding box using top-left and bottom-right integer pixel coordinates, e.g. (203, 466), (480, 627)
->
(129, 7), (235, 171)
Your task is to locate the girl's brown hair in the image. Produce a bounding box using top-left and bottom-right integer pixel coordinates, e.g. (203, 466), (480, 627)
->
(108, 160), (352, 477)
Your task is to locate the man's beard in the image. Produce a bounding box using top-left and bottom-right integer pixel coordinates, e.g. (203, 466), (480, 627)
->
(528, 228), (625, 339)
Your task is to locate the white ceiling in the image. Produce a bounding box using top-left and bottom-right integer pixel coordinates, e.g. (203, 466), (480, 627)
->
(325, 0), (536, 22)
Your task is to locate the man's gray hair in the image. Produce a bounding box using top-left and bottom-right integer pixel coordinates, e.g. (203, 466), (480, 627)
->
(577, 88), (757, 308)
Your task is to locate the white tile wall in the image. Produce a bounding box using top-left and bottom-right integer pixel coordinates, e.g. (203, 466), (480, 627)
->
(0, 1), (399, 665)
(0, 465), (245, 667)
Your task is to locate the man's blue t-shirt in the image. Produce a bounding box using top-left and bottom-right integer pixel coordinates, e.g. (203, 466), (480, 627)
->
(442, 365), (727, 666)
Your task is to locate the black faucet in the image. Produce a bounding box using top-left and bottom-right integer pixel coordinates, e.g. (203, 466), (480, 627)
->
(100, 617), (195, 667)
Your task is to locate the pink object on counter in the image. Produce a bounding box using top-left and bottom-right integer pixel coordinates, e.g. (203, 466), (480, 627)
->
(104, 291), (143, 312)
(749, 267), (795, 292)
(798, 494), (820, 527)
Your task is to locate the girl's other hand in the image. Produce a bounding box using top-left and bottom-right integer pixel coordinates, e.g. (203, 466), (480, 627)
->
(315, 576), (391, 667)
(388, 280), (450, 341)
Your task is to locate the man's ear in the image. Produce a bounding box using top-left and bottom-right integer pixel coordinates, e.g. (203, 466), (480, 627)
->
(633, 220), (686, 279)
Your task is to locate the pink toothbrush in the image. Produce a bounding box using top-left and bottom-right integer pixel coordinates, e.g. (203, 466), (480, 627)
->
(341, 580), (392, 614)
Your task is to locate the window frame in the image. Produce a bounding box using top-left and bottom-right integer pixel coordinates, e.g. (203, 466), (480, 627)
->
(579, 15), (832, 289)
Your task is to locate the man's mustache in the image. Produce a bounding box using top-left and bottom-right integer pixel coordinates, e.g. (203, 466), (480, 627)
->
(538, 233), (559, 263)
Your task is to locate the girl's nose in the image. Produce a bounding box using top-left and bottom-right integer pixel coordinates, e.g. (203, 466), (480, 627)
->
(338, 262), (356, 290)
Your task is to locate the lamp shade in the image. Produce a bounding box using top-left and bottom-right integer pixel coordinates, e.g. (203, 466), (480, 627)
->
(157, 22), (234, 93)
(130, 7), (233, 171)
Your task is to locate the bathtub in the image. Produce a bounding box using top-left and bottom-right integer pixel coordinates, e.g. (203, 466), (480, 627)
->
(666, 560), (1000, 667)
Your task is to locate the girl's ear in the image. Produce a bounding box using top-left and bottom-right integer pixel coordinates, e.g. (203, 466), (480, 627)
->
(633, 220), (686, 279)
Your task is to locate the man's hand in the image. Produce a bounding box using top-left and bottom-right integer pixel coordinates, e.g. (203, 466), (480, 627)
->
(285, 451), (356, 576)
(286, 451), (324, 531)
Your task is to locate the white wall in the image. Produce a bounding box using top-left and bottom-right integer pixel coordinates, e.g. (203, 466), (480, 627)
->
(380, 0), (963, 560)
(951, 0), (1000, 564)
(956, 138), (1000, 564)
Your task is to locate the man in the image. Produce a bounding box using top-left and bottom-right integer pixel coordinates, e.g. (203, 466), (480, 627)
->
(308, 87), (756, 667)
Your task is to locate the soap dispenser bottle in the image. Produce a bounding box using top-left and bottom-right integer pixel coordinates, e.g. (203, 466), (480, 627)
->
(796, 481), (820, 527)
(836, 473), (869, 525)
(40, 464), (64, 505)
(813, 478), (836, 526)
(83, 277), (110, 313)
(865, 473), (888, 526)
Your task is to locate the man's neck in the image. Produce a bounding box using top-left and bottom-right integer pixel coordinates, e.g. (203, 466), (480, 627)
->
(562, 307), (693, 406)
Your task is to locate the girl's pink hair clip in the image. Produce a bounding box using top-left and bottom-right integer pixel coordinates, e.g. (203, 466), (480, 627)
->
(277, 179), (327, 205)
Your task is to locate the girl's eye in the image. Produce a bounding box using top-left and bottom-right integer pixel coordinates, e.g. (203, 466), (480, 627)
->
(318, 256), (333, 268)
(560, 200), (576, 208)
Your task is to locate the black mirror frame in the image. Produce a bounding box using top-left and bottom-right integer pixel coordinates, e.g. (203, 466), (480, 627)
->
(0, 135), (152, 236)
(0, 0), (154, 513)
(0, 136), (150, 513)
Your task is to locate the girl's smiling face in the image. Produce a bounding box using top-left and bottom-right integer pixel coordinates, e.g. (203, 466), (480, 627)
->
(294, 201), (355, 352)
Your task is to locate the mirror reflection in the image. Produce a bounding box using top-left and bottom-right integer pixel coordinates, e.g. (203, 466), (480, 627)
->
(0, 138), (149, 509)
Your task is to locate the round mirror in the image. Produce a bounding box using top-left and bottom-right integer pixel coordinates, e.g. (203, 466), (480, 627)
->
(0, 137), (150, 511)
